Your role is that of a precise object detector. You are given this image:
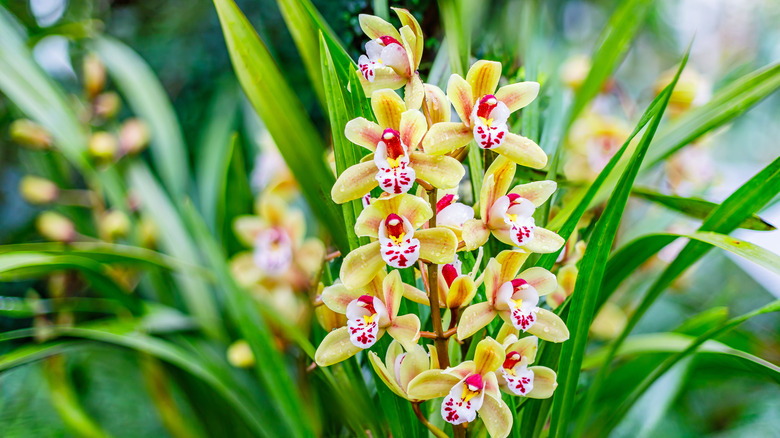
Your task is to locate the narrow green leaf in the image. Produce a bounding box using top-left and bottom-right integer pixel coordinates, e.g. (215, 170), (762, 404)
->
(438, 0), (470, 76)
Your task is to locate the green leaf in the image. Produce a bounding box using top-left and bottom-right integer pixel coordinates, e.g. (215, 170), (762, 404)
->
(438, 0), (471, 76)
(212, 0), (348, 252)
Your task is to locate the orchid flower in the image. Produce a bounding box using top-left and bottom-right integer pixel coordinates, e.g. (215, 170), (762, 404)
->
(462, 156), (564, 252)
(356, 8), (425, 109)
(494, 331), (558, 399)
(422, 60), (547, 168)
(315, 270), (421, 366)
(368, 340), (438, 401)
(457, 250), (569, 342)
(340, 194), (457, 290)
(436, 192), (476, 249)
(332, 89), (464, 203)
(406, 337), (513, 437)
(563, 112), (630, 182)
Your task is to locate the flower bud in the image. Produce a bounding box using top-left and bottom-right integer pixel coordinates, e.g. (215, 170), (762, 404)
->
(36, 211), (75, 242)
(83, 54), (106, 98)
(10, 119), (52, 150)
(93, 92), (121, 119)
(561, 55), (591, 91)
(590, 302), (628, 340)
(119, 118), (150, 155)
(88, 131), (118, 161)
(227, 340), (256, 368)
(99, 210), (131, 241)
(19, 176), (59, 205)
(139, 215), (158, 249)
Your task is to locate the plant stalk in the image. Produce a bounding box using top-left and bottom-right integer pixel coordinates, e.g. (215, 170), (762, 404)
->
(426, 188), (450, 369)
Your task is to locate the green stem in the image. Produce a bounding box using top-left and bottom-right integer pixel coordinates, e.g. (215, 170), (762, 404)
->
(412, 402), (449, 438)
(427, 188), (450, 369)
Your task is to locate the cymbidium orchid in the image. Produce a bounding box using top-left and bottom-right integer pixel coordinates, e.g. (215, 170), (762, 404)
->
(368, 340), (438, 401)
(463, 156), (564, 252)
(332, 89), (464, 203)
(458, 250), (569, 342)
(315, 270), (421, 366)
(340, 194), (457, 290)
(494, 331), (558, 399)
(563, 112), (631, 182)
(434, 253), (481, 309)
(436, 192), (476, 248)
(406, 337), (513, 437)
(423, 60), (547, 169)
(356, 8), (425, 109)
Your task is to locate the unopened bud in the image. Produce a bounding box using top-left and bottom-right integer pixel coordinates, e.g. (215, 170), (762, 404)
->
(93, 92), (121, 119)
(83, 54), (106, 98)
(119, 119), (150, 154)
(10, 119), (52, 149)
(36, 211), (75, 242)
(227, 340), (256, 368)
(99, 210), (131, 241)
(89, 131), (118, 160)
(19, 176), (59, 205)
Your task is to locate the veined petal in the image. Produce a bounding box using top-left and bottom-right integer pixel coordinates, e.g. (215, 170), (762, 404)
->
(521, 227), (565, 253)
(457, 301), (496, 340)
(372, 89), (406, 130)
(494, 133), (548, 169)
(447, 74), (474, 124)
(421, 122), (472, 155)
(315, 327), (364, 366)
(496, 250), (530, 283)
(526, 366), (557, 399)
(402, 282), (429, 305)
(482, 258), (502, 306)
(383, 269), (403, 318)
(507, 336), (539, 364)
(387, 313), (421, 351)
(509, 180), (557, 207)
(399, 344), (429, 391)
(400, 110), (427, 150)
(233, 216), (265, 247)
(331, 161), (380, 204)
(340, 242), (385, 290)
(355, 194), (432, 237)
(466, 60), (502, 100)
(368, 351), (408, 398)
(322, 280), (364, 314)
(424, 83), (451, 124)
(526, 308), (569, 342)
(483, 156), (517, 216)
(446, 276), (477, 308)
(495, 82), (540, 113)
(392, 7), (423, 67)
(358, 14), (401, 41)
(407, 369), (460, 400)
(496, 323), (519, 346)
(359, 67), (406, 93)
(364, 270), (387, 298)
(444, 361), (477, 380)
(474, 337), (506, 376)
(518, 267), (557, 296)
(409, 152), (464, 189)
(462, 219), (490, 252)
(345, 117), (383, 151)
(417, 227), (458, 264)
(479, 392), (513, 438)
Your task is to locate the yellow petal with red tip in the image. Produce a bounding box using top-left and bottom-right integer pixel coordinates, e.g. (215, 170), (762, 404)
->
(345, 117), (383, 151)
(368, 351), (408, 398)
(518, 267), (558, 296)
(526, 366), (557, 399)
(466, 60), (502, 99)
(406, 369), (460, 400)
(482, 258), (502, 306)
(483, 156), (517, 214)
(340, 242), (385, 290)
(421, 122), (472, 155)
(331, 161), (380, 204)
(506, 336), (539, 364)
(474, 337), (506, 376)
(404, 73), (425, 111)
(371, 89), (406, 130)
(402, 282), (429, 305)
(417, 227), (458, 264)
(521, 227), (565, 253)
(233, 216), (265, 247)
(388, 313), (421, 351)
(358, 67), (406, 93)
(409, 152), (464, 189)
(383, 269), (403, 319)
(321, 281), (364, 314)
(355, 194), (432, 237)
(423, 83), (451, 124)
(446, 73), (473, 124)
(496, 250), (529, 283)
(315, 326), (367, 366)
(400, 110), (427, 150)
(446, 276), (476, 308)
(527, 308), (569, 342)
(494, 133), (548, 169)
(392, 8), (423, 67)
(463, 219), (490, 252)
(479, 392), (513, 438)
(399, 345), (429, 391)
(495, 81), (540, 113)
(358, 14), (401, 41)
(509, 180), (557, 207)
(457, 301), (497, 340)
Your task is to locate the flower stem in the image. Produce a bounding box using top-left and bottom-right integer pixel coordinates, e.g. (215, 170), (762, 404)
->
(412, 402), (449, 438)
(426, 188), (450, 369)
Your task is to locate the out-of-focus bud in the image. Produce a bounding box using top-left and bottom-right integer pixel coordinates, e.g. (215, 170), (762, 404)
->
(93, 92), (121, 119)
(227, 340), (256, 368)
(590, 302), (628, 340)
(83, 54), (106, 98)
(36, 211), (75, 242)
(19, 176), (59, 205)
(88, 131), (118, 161)
(119, 118), (150, 155)
(10, 119), (52, 150)
(99, 210), (131, 241)
(561, 55), (591, 91)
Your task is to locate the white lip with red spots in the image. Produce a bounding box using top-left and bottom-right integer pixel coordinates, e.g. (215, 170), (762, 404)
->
(358, 36), (407, 83)
(436, 194), (475, 228)
(501, 354), (535, 396)
(497, 278), (540, 331)
(345, 295), (389, 349)
(470, 94), (510, 149)
(252, 227), (293, 276)
(374, 128), (415, 195)
(490, 193), (537, 247)
(441, 373), (485, 425)
(378, 213), (420, 269)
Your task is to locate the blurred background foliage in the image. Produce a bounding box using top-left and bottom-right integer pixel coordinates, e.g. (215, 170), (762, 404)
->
(0, 0), (779, 437)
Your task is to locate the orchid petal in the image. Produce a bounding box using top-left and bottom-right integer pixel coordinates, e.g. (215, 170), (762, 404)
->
(496, 250), (530, 282)
(428, 344), (440, 369)
(315, 304), (348, 332)
(399, 344), (429, 391)
(340, 242), (385, 290)
(474, 337), (506, 376)
(315, 326), (366, 366)
(400, 110), (427, 150)
(446, 73), (474, 124)
(331, 161), (380, 204)
(404, 73), (425, 111)
(518, 267), (557, 296)
(368, 351), (408, 398)
(387, 313), (421, 350)
(463, 219), (490, 252)
(479, 392), (513, 438)
(421, 122), (472, 155)
(392, 7), (423, 67)
(457, 302), (497, 340)
(409, 152), (464, 189)
(229, 252), (263, 287)
(509, 180), (557, 207)
(495, 82), (540, 113)
(359, 67), (407, 93)
(443, 361), (477, 379)
(521, 227), (565, 253)
(526, 366), (557, 399)
(402, 282), (430, 305)
(381, 42), (411, 78)
(424, 83), (451, 124)
(233, 216), (264, 247)
(321, 280), (365, 314)
(558, 264), (578, 295)
(446, 275), (477, 309)
(496, 323), (519, 346)
(355, 194), (432, 237)
(383, 269), (403, 318)
(358, 14), (401, 41)
(417, 227), (458, 264)
(482, 156), (516, 218)
(482, 258), (502, 306)
(399, 25), (417, 71)
(345, 117), (382, 151)
(406, 369), (460, 400)
(493, 133), (548, 169)
(297, 238), (326, 277)
(371, 89), (406, 130)
(507, 336), (539, 364)
(526, 308), (569, 342)
(484, 371), (501, 399)
(466, 60), (502, 99)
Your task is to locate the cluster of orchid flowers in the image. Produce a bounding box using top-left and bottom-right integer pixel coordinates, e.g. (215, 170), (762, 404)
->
(313, 9), (569, 437)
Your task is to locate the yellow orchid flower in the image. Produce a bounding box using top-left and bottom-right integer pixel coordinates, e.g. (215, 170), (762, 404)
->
(422, 60), (547, 168)
(564, 111), (631, 182)
(332, 89), (465, 203)
(494, 331), (558, 399)
(315, 270), (421, 366)
(368, 340), (439, 401)
(457, 251), (569, 343)
(462, 156), (564, 252)
(435, 191), (476, 250)
(406, 337), (513, 437)
(340, 194), (457, 290)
